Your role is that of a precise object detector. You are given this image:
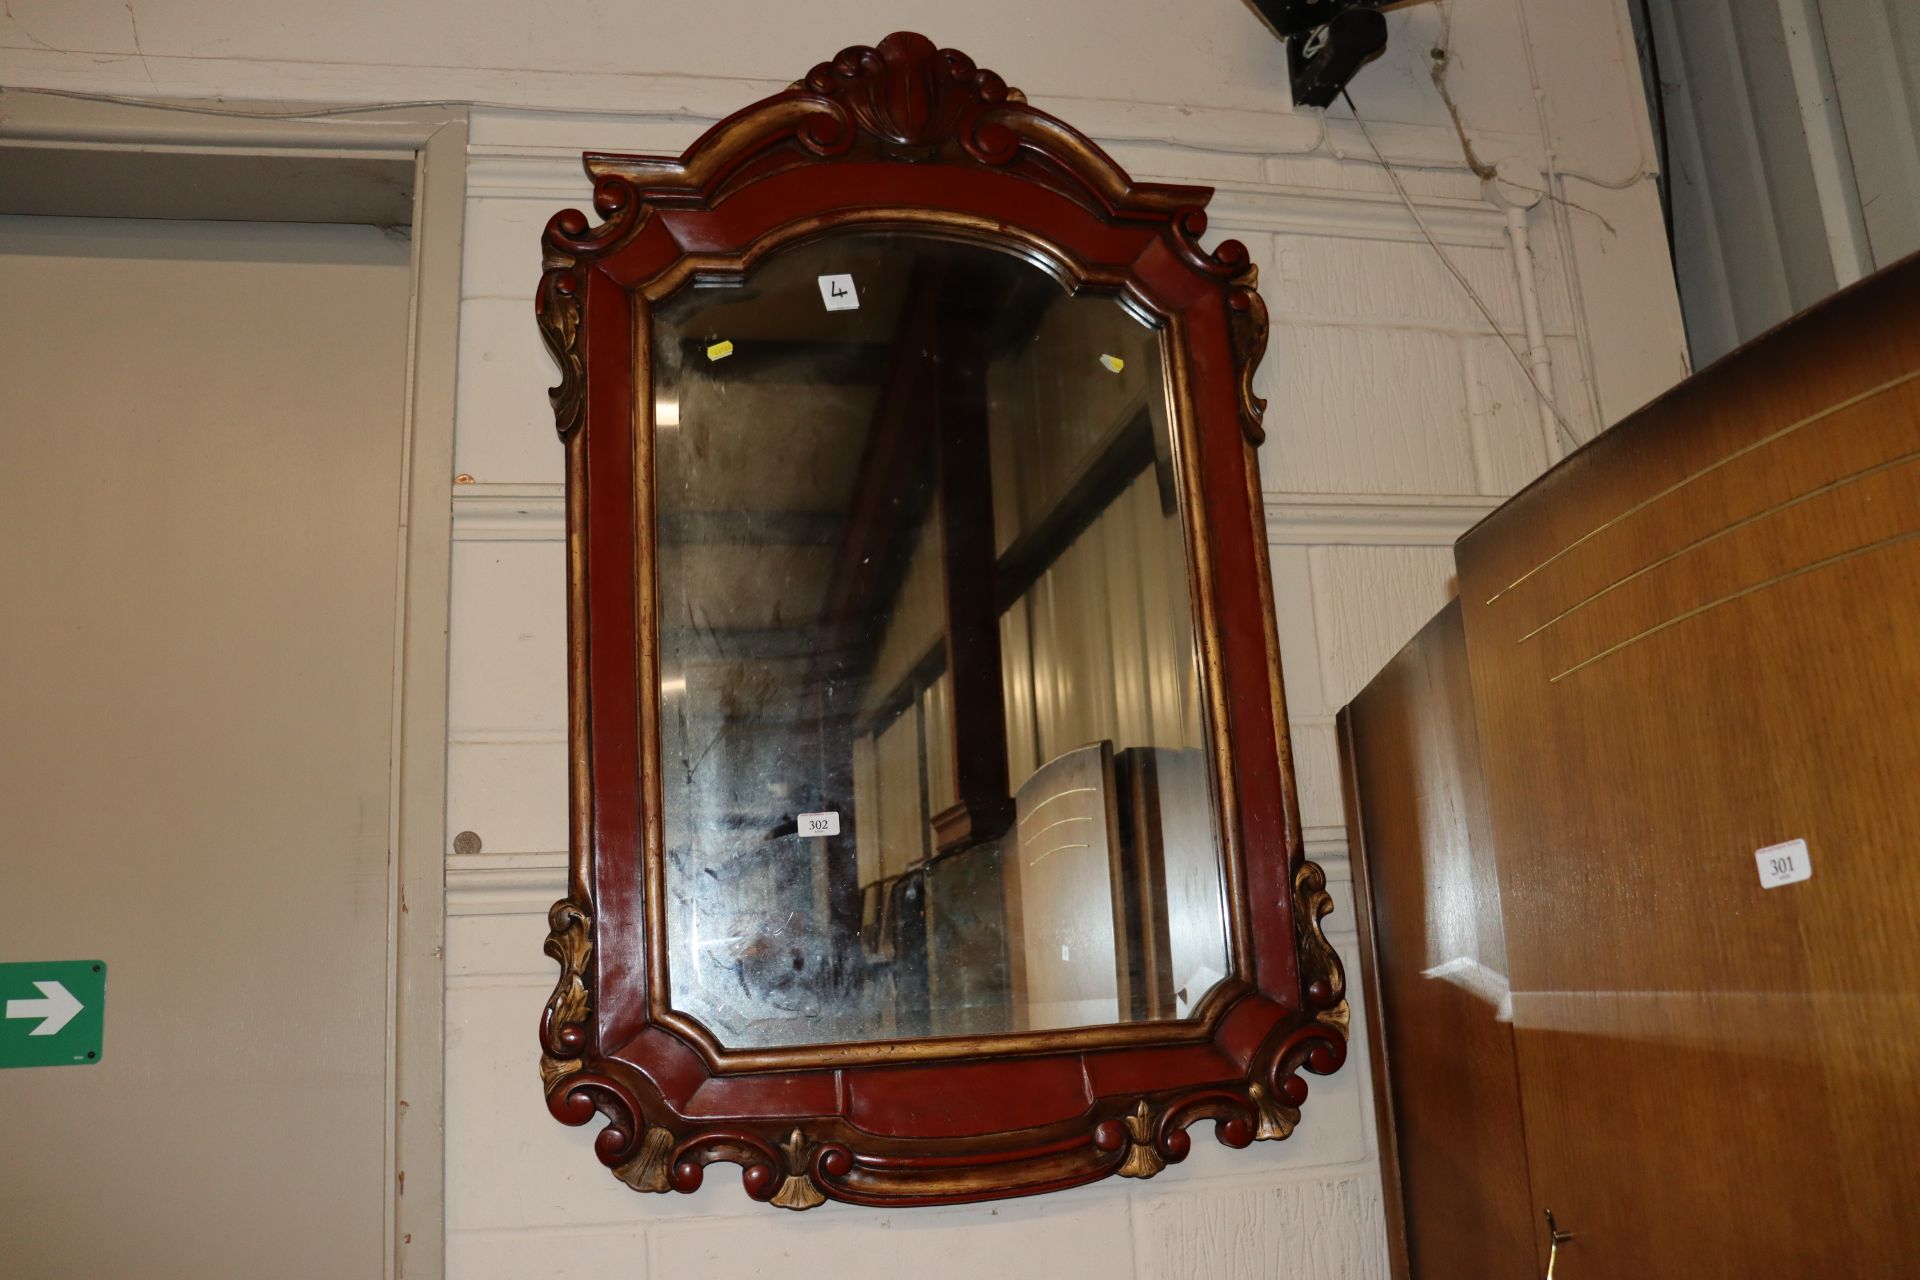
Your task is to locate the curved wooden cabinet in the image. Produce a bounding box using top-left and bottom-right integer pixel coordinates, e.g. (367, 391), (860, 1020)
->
(1344, 257), (1920, 1275)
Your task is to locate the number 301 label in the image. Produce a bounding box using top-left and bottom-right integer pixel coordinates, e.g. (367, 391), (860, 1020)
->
(1755, 837), (1811, 889)
(797, 811), (841, 837)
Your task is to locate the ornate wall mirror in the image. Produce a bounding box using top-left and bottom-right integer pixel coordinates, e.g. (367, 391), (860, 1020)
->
(536, 31), (1347, 1209)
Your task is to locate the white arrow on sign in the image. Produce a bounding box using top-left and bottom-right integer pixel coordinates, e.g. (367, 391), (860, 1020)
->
(6, 980), (84, 1036)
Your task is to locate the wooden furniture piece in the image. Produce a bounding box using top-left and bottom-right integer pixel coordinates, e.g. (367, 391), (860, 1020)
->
(1343, 257), (1920, 1275)
(1342, 602), (1535, 1279)
(534, 32), (1347, 1210)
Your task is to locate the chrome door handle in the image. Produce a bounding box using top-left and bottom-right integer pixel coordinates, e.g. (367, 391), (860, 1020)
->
(1543, 1209), (1575, 1279)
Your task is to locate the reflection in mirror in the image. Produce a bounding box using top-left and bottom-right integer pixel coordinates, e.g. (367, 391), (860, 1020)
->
(653, 233), (1229, 1049)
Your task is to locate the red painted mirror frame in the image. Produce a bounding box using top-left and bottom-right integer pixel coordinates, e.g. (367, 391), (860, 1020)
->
(535, 31), (1347, 1210)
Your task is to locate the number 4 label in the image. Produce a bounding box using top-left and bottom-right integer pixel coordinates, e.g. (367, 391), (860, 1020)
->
(1755, 838), (1811, 889)
(817, 274), (859, 311)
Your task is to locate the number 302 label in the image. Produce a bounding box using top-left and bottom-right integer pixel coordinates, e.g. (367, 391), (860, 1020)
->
(797, 811), (841, 837)
(1755, 837), (1811, 890)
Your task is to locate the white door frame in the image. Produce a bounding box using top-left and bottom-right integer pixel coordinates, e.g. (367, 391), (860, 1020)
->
(0, 89), (464, 1280)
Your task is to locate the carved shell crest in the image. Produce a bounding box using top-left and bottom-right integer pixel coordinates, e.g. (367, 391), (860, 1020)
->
(803, 31), (1019, 150)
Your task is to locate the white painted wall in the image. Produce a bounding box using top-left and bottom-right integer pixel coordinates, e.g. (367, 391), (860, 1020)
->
(2, 3), (1686, 1275)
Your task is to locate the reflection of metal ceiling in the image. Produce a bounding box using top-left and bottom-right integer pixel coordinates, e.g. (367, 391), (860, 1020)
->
(652, 232), (1152, 722)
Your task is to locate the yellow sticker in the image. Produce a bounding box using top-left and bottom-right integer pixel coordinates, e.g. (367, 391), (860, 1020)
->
(706, 339), (734, 361)
(1099, 353), (1125, 373)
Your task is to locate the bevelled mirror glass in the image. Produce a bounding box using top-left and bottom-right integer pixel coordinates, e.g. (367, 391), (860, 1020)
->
(652, 234), (1229, 1049)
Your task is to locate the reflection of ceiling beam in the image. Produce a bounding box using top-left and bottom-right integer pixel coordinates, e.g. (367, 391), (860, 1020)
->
(856, 640), (947, 736)
(817, 266), (942, 658)
(861, 407), (1158, 732)
(814, 260), (1070, 686)
(774, 265), (944, 988)
(659, 509), (845, 547)
(994, 407), (1155, 612)
(931, 288), (1014, 856)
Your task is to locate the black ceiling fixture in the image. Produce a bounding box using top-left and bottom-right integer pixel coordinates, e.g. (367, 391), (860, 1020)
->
(1247, 0), (1392, 108)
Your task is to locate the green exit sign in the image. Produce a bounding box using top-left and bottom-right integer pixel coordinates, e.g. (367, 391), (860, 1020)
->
(1, 960), (106, 1069)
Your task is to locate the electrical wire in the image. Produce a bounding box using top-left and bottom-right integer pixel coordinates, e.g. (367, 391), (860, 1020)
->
(1340, 88), (1585, 452)
(0, 84), (748, 125)
(0, 85), (477, 121)
(1545, 166), (1656, 191)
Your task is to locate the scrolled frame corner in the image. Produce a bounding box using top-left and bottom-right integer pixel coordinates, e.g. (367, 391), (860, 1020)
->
(1293, 858), (1352, 1042)
(539, 896), (593, 1085)
(1227, 261), (1272, 446)
(1158, 208), (1269, 446)
(535, 175), (646, 441)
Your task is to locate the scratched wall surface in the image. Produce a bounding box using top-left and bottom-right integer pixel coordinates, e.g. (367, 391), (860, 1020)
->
(1, 3), (1686, 1276)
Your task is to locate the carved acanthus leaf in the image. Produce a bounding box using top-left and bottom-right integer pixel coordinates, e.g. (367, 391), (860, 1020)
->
(771, 1128), (829, 1210)
(1318, 999), (1352, 1039)
(535, 177), (647, 441)
(1116, 1100), (1166, 1179)
(1293, 860), (1347, 1017)
(541, 898), (592, 1058)
(1228, 266), (1271, 445)
(539, 1053), (582, 1093)
(535, 268), (585, 441)
(1246, 1079), (1301, 1142)
(613, 1126), (676, 1193)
